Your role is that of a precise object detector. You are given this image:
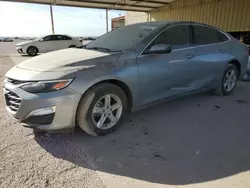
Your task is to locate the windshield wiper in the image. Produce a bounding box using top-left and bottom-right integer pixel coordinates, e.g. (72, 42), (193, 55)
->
(87, 47), (120, 52)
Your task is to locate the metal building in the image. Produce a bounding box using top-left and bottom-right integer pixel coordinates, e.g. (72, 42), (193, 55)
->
(111, 16), (125, 30)
(126, 0), (250, 45)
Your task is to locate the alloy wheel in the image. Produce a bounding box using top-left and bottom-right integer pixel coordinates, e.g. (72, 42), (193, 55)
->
(92, 94), (123, 129)
(223, 69), (237, 92)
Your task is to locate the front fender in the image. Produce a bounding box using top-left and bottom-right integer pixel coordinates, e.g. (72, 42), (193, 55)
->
(68, 59), (139, 108)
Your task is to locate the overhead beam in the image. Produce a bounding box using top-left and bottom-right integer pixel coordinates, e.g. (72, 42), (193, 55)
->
(1, 0), (154, 11)
(129, 0), (170, 5)
(67, 0), (160, 8)
(60, 2), (152, 11)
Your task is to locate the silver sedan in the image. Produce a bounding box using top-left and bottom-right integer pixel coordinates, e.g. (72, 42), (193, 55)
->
(3, 21), (249, 136)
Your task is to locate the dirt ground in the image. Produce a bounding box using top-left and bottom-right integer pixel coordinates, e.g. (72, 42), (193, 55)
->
(1, 42), (250, 188)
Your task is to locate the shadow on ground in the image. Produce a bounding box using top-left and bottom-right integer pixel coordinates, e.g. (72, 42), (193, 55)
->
(21, 54), (32, 57)
(21, 54), (41, 57)
(35, 83), (250, 185)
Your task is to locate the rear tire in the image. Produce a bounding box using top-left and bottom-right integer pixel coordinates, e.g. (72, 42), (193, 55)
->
(214, 64), (238, 96)
(27, 46), (38, 56)
(69, 45), (76, 48)
(77, 83), (128, 136)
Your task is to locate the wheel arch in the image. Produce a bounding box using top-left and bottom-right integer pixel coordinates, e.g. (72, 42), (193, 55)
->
(69, 45), (77, 48)
(228, 59), (241, 78)
(79, 79), (134, 112)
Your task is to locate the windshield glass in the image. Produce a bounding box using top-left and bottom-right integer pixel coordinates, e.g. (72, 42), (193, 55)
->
(86, 22), (164, 52)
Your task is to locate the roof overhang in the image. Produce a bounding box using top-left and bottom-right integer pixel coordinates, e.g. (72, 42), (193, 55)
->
(1, 0), (176, 12)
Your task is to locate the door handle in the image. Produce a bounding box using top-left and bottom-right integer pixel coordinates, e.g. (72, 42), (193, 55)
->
(186, 54), (194, 59)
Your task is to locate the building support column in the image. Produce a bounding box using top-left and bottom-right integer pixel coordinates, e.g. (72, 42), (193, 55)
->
(50, 5), (55, 34)
(106, 9), (108, 33)
(147, 12), (151, 22)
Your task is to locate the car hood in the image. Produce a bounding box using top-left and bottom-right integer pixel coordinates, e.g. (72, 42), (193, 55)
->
(6, 48), (121, 81)
(16, 40), (34, 46)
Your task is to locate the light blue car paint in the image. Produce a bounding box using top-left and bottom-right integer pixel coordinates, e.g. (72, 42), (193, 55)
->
(3, 21), (249, 131)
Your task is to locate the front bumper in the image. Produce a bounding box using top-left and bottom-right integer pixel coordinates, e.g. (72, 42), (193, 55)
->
(16, 46), (25, 54)
(3, 81), (82, 131)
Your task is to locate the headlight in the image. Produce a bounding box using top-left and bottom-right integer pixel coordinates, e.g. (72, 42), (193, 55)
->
(21, 79), (73, 93)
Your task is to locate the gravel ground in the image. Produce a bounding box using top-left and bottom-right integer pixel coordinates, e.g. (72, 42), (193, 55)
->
(1, 42), (250, 188)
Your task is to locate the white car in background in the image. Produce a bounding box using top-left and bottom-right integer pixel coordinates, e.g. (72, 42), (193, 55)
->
(16, 34), (83, 56)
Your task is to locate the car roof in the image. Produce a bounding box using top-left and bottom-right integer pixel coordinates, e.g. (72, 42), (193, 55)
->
(129, 20), (217, 28)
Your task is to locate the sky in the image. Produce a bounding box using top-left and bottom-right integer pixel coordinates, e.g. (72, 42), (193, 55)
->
(0, 1), (125, 37)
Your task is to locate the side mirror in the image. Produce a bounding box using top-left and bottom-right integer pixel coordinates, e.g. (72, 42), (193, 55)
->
(147, 44), (172, 54)
(39, 39), (44, 42)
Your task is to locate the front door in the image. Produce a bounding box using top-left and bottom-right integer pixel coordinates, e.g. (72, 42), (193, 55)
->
(137, 24), (197, 106)
(53, 35), (70, 50)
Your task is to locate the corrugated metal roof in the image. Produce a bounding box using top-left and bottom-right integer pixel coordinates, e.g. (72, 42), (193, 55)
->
(150, 0), (250, 32)
(2, 0), (176, 12)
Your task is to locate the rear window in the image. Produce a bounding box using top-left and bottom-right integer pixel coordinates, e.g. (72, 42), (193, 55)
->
(56, 35), (72, 40)
(217, 31), (228, 42)
(63, 36), (72, 40)
(192, 25), (228, 45)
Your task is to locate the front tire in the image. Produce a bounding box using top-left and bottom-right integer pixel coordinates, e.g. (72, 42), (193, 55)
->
(77, 83), (128, 136)
(27, 46), (38, 56)
(214, 64), (238, 96)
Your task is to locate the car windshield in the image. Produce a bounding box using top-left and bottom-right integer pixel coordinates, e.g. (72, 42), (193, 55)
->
(86, 22), (164, 52)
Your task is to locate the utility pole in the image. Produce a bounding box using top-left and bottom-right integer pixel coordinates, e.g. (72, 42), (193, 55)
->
(50, 5), (55, 34)
(106, 9), (108, 33)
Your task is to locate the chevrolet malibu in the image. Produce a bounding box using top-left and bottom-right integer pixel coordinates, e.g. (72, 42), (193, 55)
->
(3, 21), (249, 136)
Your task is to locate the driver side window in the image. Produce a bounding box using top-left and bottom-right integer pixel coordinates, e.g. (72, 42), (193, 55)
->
(43, 35), (54, 41)
(152, 25), (190, 50)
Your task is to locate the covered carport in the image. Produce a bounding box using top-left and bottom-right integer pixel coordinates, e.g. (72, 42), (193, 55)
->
(2, 0), (175, 33)
(3, 0), (250, 46)
(126, 0), (250, 48)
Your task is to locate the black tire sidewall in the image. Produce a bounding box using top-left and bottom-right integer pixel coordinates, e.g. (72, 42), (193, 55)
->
(221, 64), (238, 95)
(77, 84), (128, 136)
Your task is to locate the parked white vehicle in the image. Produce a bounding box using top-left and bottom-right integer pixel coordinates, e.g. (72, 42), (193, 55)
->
(16, 34), (83, 56)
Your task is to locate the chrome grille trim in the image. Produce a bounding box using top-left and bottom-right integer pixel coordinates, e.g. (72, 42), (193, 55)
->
(4, 89), (22, 112)
(6, 78), (26, 85)
(9, 105), (18, 111)
(6, 94), (21, 100)
(9, 100), (20, 105)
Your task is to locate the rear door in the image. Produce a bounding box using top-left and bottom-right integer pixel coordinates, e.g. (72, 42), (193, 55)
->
(53, 35), (67, 50)
(190, 24), (230, 88)
(62, 35), (74, 47)
(54, 35), (73, 50)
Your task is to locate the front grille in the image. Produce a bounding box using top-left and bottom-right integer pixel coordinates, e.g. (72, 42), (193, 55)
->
(4, 89), (22, 112)
(17, 48), (23, 53)
(6, 78), (25, 85)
